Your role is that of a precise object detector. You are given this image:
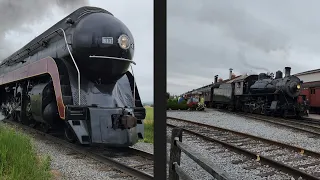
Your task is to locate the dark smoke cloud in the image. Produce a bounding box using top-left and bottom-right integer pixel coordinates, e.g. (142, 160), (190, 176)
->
(0, 0), (89, 60)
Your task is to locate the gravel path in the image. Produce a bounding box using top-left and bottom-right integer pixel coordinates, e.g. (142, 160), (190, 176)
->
(167, 110), (320, 153)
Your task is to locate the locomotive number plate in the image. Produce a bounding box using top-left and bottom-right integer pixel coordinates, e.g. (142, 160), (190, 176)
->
(101, 37), (113, 44)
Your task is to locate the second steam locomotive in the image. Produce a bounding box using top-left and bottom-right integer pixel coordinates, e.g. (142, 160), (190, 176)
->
(195, 67), (308, 118)
(0, 6), (146, 147)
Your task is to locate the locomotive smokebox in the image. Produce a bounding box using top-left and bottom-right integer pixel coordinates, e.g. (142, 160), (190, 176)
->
(284, 67), (291, 77)
(72, 12), (135, 83)
(275, 70), (283, 79)
(214, 75), (218, 83)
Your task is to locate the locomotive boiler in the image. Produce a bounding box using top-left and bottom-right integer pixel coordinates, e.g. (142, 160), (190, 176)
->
(0, 6), (146, 147)
(250, 67), (301, 98)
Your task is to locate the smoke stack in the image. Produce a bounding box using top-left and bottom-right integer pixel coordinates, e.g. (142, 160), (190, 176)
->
(275, 70), (283, 79)
(229, 68), (233, 79)
(284, 67), (291, 77)
(214, 75), (218, 83)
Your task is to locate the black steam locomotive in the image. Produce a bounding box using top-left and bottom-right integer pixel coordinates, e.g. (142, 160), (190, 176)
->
(0, 6), (146, 147)
(209, 67), (308, 118)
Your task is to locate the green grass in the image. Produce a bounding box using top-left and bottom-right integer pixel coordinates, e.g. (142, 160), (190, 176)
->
(143, 106), (154, 144)
(0, 125), (52, 180)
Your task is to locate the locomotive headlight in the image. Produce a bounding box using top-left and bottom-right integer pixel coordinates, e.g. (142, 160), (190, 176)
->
(297, 84), (301, 89)
(118, 34), (130, 50)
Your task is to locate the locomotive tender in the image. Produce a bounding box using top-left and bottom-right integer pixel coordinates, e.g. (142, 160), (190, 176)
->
(207, 67), (308, 117)
(0, 6), (146, 147)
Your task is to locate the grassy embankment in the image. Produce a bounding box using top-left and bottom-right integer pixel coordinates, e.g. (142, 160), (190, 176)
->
(0, 124), (52, 180)
(143, 106), (154, 144)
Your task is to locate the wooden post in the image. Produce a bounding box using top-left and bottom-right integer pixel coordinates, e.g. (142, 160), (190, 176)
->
(169, 128), (183, 180)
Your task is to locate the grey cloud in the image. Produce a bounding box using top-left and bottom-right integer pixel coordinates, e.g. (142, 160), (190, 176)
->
(168, 0), (290, 53)
(167, 0), (320, 95)
(0, 0), (88, 59)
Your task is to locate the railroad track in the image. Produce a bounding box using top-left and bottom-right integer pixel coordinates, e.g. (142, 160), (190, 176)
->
(233, 112), (320, 136)
(203, 108), (320, 136)
(167, 117), (320, 180)
(2, 119), (154, 180)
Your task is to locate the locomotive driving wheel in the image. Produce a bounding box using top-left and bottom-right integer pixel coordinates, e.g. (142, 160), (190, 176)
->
(282, 110), (289, 119)
(25, 97), (37, 128)
(64, 123), (77, 143)
(12, 110), (21, 122)
(40, 123), (50, 133)
(9, 96), (22, 122)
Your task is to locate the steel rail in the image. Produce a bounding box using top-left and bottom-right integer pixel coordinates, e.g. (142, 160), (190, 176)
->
(167, 117), (320, 180)
(2, 119), (153, 180)
(194, 108), (320, 136)
(167, 117), (320, 157)
(238, 113), (320, 133)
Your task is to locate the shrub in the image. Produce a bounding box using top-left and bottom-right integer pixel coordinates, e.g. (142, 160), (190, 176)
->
(167, 98), (188, 110)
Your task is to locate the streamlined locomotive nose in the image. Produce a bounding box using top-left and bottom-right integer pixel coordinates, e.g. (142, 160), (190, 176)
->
(72, 12), (135, 82)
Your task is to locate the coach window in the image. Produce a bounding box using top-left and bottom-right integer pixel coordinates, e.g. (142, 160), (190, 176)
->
(311, 88), (316, 94)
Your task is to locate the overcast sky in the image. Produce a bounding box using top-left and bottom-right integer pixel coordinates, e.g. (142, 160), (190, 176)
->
(0, 0), (153, 103)
(168, 0), (320, 95)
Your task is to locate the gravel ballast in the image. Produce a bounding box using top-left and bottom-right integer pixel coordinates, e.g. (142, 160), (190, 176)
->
(131, 142), (154, 154)
(33, 138), (154, 180)
(166, 127), (294, 180)
(167, 110), (320, 153)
